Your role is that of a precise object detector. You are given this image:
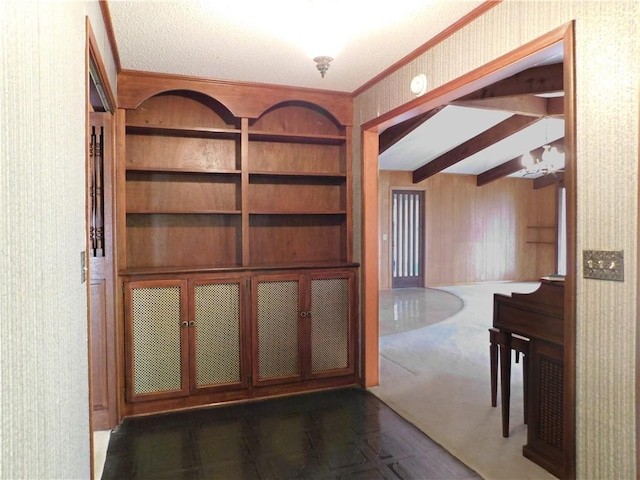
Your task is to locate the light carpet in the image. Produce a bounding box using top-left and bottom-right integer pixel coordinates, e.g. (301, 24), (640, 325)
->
(370, 282), (557, 480)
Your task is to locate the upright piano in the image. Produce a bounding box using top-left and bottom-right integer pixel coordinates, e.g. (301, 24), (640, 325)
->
(493, 279), (564, 478)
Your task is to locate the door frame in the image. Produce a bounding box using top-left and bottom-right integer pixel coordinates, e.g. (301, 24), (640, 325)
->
(360, 23), (576, 478)
(86, 16), (117, 478)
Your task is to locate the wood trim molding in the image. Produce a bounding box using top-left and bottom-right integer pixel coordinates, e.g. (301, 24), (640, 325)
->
(352, 0), (502, 97)
(561, 21), (577, 480)
(117, 69), (353, 124)
(361, 129), (380, 387)
(87, 18), (117, 112)
(99, 1), (122, 73)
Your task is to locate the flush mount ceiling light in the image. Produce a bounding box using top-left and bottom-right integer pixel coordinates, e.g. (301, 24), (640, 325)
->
(313, 56), (333, 78)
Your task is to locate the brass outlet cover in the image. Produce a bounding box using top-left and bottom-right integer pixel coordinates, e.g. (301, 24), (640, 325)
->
(583, 250), (624, 281)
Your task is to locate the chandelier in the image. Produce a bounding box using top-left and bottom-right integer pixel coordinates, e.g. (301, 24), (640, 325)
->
(521, 144), (565, 176)
(521, 117), (565, 176)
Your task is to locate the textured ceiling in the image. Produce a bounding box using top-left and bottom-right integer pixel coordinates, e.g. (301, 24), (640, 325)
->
(107, 0), (485, 93)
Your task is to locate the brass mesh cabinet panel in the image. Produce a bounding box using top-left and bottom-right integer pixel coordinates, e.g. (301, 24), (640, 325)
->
(255, 278), (301, 383)
(125, 280), (188, 401)
(523, 339), (564, 478)
(310, 277), (350, 375)
(192, 281), (243, 390)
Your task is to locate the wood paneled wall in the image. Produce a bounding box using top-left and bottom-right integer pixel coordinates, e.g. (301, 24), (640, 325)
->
(379, 171), (557, 289)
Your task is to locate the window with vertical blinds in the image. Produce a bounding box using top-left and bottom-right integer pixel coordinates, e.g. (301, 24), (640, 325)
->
(392, 190), (424, 288)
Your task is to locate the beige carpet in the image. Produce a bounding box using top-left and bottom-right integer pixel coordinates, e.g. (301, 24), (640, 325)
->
(370, 282), (557, 480)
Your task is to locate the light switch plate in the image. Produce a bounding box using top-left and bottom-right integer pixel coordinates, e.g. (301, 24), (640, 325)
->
(583, 250), (624, 281)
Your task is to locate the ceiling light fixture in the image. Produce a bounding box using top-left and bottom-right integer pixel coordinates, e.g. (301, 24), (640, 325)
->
(522, 144), (565, 176)
(521, 117), (565, 176)
(313, 56), (333, 78)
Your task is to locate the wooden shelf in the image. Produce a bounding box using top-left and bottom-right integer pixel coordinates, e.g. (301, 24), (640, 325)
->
(126, 166), (241, 175)
(120, 88), (352, 274)
(249, 211), (346, 215)
(248, 130), (345, 145)
(127, 123), (241, 139)
(127, 210), (242, 215)
(249, 170), (346, 179)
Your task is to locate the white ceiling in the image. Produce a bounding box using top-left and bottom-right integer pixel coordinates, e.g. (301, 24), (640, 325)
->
(379, 106), (565, 177)
(107, 0), (486, 93)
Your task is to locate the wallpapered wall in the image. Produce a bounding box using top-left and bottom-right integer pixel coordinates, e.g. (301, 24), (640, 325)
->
(353, 2), (640, 477)
(0, 1), (114, 477)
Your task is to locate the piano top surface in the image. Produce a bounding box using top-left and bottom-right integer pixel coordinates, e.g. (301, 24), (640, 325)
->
(493, 279), (564, 344)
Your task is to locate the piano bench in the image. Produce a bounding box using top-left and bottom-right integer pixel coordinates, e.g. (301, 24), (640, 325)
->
(489, 327), (530, 432)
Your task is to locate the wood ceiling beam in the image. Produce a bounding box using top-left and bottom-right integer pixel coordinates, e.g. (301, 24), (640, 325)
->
(476, 157), (526, 186)
(379, 106), (444, 154)
(546, 96), (564, 117)
(412, 115), (541, 183)
(476, 139), (565, 186)
(451, 95), (549, 117)
(457, 63), (563, 101)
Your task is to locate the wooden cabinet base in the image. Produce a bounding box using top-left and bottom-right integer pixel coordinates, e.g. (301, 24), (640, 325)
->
(119, 266), (359, 422)
(121, 376), (360, 418)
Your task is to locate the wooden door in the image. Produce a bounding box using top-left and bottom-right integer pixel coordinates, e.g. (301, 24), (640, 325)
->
(189, 276), (250, 394)
(307, 270), (356, 379)
(124, 279), (190, 402)
(391, 189), (425, 288)
(252, 274), (304, 386)
(88, 112), (117, 430)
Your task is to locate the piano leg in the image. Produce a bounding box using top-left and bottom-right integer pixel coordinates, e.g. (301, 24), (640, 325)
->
(499, 330), (512, 438)
(489, 328), (499, 407)
(523, 351), (528, 425)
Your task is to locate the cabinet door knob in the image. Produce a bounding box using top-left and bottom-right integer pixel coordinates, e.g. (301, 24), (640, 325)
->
(189, 321), (195, 327)
(181, 321), (188, 328)
(300, 311), (307, 318)
(307, 311), (312, 318)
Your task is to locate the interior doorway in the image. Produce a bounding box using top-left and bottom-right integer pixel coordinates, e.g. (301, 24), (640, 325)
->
(361, 24), (576, 478)
(391, 189), (425, 288)
(86, 20), (117, 434)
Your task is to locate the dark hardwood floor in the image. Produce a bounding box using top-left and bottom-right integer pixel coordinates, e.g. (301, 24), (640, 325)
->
(101, 388), (480, 479)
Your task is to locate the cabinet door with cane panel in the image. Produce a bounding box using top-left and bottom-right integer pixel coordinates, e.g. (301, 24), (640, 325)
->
(124, 275), (249, 403)
(251, 268), (357, 388)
